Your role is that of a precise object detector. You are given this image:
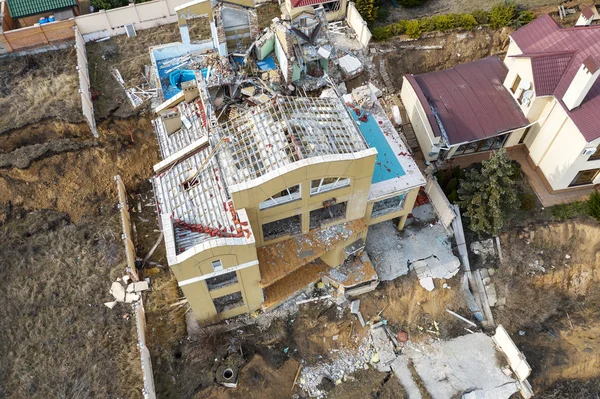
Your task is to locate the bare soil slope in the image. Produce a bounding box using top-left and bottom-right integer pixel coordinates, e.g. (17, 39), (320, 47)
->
(494, 221), (600, 395)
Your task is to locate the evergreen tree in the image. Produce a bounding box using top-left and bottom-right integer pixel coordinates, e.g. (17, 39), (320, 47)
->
(458, 148), (518, 235)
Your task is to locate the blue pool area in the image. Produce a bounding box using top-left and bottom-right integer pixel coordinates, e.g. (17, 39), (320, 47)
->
(351, 109), (406, 184)
(156, 57), (208, 100)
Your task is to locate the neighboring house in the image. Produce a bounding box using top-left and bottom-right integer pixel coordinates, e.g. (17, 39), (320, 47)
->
(151, 82), (425, 323)
(402, 14), (600, 193)
(281, 0), (346, 22)
(5, 0), (78, 27)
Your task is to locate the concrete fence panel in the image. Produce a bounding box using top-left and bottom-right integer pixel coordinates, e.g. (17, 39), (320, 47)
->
(74, 26), (98, 137)
(346, 2), (371, 47)
(106, 5), (140, 28)
(424, 174), (455, 229)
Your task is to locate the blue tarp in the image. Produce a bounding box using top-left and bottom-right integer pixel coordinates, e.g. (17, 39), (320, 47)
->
(257, 56), (276, 71)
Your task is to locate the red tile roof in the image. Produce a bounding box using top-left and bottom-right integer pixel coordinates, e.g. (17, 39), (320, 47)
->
(582, 6), (594, 20)
(290, 0), (327, 7)
(510, 14), (600, 141)
(405, 56), (529, 145)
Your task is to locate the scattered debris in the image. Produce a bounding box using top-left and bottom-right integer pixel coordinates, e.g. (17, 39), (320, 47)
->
(350, 299), (365, 327)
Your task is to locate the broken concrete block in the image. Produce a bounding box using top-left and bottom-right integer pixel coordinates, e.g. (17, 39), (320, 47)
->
(104, 301), (117, 309)
(392, 105), (402, 126)
(241, 86), (256, 96)
(132, 281), (149, 292)
(110, 281), (126, 302)
(126, 284), (135, 293)
(471, 239), (495, 260)
(317, 46), (331, 59)
(124, 292), (140, 303)
(339, 54), (363, 78)
(368, 82), (382, 98)
(371, 327), (396, 371)
(420, 276), (435, 291)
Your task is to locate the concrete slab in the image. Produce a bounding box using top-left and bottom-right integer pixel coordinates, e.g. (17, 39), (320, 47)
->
(366, 221), (460, 282)
(390, 356), (423, 399)
(410, 203), (436, 223)
(403, 333), (518, 399)
(370, 327), (396, 370)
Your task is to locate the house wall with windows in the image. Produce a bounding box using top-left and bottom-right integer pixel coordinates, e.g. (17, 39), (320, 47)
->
(502, 38), (600, 190)
(230, 150), (377, 248)
(161, 211), (264, 323)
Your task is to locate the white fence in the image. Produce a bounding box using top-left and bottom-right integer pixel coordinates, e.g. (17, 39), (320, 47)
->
(115, 175), (156, 399)
(424, 175), (455, 229)
(75, 0), (191, 41)
(346, 2), (371, 47)
(74, 26), (98, 137)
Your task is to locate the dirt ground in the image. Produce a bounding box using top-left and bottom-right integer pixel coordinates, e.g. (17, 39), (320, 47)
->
(0, 49), (83, 134)
(1, 9), (599, 399)
(372, 27), (513, 90)
(489, 221), (600, 397)
(379, 0), (564, 24)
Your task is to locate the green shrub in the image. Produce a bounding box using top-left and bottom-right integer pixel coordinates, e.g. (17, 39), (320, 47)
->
(489, 1), (517, 29)
(588, 191), (600, 221)
(448, 190), (459, 204)
(519, 193), (537, 211)
(550, 201), (588, 220)
(372, 27), (392, 41)
(515, 10), (535, 27)
(445, 178), (458, 194)
(458, 14), (478, 29)
(451, 165), (462, 180)
(355, 0), (379, 23)
(405, 20), (423, 38)
(91, 0), (128, 10)
(420, 17), (437, 32)
(435, 169), (448, 187)
(391, 20), (408, 35)
(471, 9), (490, 24)
(398, 0), (428, 7)
(433, 15), (454, 31)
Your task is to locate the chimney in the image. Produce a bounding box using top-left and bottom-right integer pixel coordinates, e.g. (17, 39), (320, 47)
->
(161, 109), (182, 135)
(562, 56), (600, 110)
(182, 79), (199, 102)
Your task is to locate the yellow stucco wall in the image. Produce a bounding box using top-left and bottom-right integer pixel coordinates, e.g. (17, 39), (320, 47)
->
(230, 152), (377, 247)
(365, 186), (420, 228)
(173, 242), (263, 323)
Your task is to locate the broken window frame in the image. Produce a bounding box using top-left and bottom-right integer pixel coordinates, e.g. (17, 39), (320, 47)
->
(205, 271), (238, 291)
(588, 144), (600, 161)
(262, 214), (303, 242)
(212, 291), (244, 313)
(371, 194), (406, 218)
(212, 259), (224, 272)
(309, 201), (347, 229)
(310, 177), (350, 196)
(259, 184), (302, 210)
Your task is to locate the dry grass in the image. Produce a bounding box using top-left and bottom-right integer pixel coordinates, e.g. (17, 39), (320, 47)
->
(86, 23), (181, 119)
(0, 49), (82, 134)
(257, 2), (281, 29)
(0, 209), (142, 398)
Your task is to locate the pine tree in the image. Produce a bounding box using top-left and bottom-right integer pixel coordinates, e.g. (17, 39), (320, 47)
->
(458, 148), (518, 235)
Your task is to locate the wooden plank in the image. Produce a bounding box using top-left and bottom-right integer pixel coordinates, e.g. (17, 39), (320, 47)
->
(262, 259), (330, 311)
(257, 218), (367, 288)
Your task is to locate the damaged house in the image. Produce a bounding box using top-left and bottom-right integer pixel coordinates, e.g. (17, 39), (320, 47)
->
(147, 0), (417, 324)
